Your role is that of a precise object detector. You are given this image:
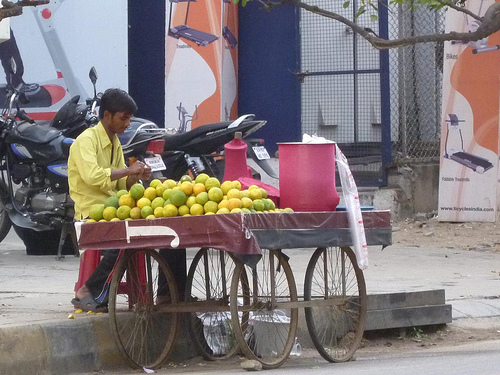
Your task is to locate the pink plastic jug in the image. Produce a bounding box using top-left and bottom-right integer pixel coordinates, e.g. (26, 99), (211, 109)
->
(278, 142), (340, 212)
(222, 133), (252, 182)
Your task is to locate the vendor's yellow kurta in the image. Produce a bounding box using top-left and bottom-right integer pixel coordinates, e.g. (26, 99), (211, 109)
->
(68, 122), (128, 220)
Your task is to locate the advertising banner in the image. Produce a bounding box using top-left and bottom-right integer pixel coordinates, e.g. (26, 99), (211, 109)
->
(438, 0), (499, 222)
(0, 0), (128, 121)
(165, 0), (238, 131)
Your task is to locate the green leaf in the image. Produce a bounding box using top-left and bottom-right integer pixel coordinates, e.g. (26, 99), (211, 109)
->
(242, 0), (248, 6)
(354, 5), (366, 19)
(343, 1), (350, 8)
(370, 14), (379, 22)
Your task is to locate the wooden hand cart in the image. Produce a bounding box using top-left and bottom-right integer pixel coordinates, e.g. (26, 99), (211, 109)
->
(76, 210), (391, 370)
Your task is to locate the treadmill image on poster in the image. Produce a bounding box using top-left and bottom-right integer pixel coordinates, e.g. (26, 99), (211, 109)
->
(444, 114), (493, 174)
(168, 0), (219, 47)
(222, 0), (237, 49)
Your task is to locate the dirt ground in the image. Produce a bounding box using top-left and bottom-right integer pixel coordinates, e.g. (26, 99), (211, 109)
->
(392, 217), (500, 251)
(363, 217), (500, 351)
(361, 317), (500, 354)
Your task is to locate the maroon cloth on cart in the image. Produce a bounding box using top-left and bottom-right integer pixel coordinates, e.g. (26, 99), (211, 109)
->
(77, 211), (391, 255)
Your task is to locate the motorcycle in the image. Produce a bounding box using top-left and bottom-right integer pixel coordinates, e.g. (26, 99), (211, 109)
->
(0, 74), (77, 257)
(0, 67), (164, 258)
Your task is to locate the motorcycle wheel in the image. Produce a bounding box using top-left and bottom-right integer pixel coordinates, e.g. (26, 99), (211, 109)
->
(0, 207), (12, 243)
(13, 225), (76, 256)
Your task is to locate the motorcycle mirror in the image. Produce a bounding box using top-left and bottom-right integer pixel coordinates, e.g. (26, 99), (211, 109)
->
(89, 67), (98, 84)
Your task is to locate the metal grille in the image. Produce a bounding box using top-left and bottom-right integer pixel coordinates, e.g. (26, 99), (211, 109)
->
(300, 0), (384, 186)
(388, 3), (445, 164)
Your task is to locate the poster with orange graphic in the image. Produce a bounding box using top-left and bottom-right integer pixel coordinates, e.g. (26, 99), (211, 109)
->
(438, 0), (499, 222)
(165, 0), (238, 132)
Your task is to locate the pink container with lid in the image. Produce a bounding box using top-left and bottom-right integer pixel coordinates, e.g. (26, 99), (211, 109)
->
(278, 142), (340, 212)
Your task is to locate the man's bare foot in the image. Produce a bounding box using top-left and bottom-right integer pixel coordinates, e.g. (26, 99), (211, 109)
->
(75, 285), (92, 300)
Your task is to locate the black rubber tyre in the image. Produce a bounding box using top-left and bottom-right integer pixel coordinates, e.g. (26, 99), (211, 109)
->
(230, 249), (298, 369)
(109, 249), (180, 370)
(0, 181), (12, 243)
(185, 248), (243, 360)
(304, 246), (367, 363)
(13, 225), (76, 256)
(0, 207), (11, 243)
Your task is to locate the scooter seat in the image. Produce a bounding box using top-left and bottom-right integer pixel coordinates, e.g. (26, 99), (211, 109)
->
(8, 122), (62, 144)
(163, 121), (233, 150)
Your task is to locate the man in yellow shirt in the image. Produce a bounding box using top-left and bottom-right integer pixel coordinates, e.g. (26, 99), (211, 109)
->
(69, 88), (151, 312)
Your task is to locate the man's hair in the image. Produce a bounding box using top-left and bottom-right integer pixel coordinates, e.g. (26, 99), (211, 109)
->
(99, 88), (138, 119)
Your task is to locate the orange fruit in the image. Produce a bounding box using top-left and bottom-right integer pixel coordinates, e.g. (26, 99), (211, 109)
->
(205, 177), (221, 191)
(252, 199), (265, 212)
(129, 183), (145, 200)
(220, 181), (233, 195)
(102, 206), (117, 221)
(162, 188), (172, 201)
(241, 197), (253, 209)
(227, 198), (242, 211)
(249, 188), (263, 200)
(227, 189), (242, 200)
(216, 208), (230, 214)
(178, 205), (190, 216)
(193, 183), (206, 196)
(218, 200), (230, 210)
(154, 206), (164, 218)
(118, 194), (135, 209)
(190, 203), (204, 216)
(149, 179), (162, 188)
(155, 184), (166, 198)
(195, 192), (209, 205)
(259, 188), (268, 199)
(230, 208), (243, 214)
(163, 204), (178, 217)
(204, 201), (218, 214)
(144, 187), (157, 201)
(151, 197), (165, 210)
(130, 207), (142, 219)
(180, 181), (194, 196)
(116, 205), (131, 220)
(180, 175), (193, 183)
(141, 206), (154, 218)
(208, 187), (224, 203)
(137, 197), (152, 209)
(194, 173), (210, 185)
(169, 190), (187, 207)
(232, 181), (242, 190)
(186, 196), (197, 208)
(163, 179), (177, 189)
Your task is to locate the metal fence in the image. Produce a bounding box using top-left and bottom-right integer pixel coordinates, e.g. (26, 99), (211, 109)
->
(299, 0), (385, 186)
(299, 1), (445, 185)
(388, 3), (445, 165)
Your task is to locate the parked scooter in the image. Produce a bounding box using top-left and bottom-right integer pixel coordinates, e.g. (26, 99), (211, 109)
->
(172, 103), (277, 180)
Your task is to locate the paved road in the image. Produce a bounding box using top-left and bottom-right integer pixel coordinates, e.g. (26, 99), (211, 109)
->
(77, 340), (500, 375)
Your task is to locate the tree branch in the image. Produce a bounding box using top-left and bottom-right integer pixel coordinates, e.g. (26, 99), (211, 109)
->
(436, 0), (483, 22)
(281, 0), (500, 50)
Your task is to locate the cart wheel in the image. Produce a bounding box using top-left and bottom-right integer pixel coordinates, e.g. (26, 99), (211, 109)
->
(109, 249), (179, 370)
(185, 248), (245, 360)
(304, 246), (367, 363)
(230, 249), (298, 369)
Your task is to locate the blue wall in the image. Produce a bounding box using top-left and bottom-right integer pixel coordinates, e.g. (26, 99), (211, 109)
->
(238, 3), (301, 155)
(128, 0), (166, 127)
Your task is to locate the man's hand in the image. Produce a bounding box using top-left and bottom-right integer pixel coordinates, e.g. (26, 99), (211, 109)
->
(127, 161), (152, 181)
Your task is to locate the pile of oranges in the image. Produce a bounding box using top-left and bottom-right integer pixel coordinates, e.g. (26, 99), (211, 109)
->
(87, 173), (292, 222)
